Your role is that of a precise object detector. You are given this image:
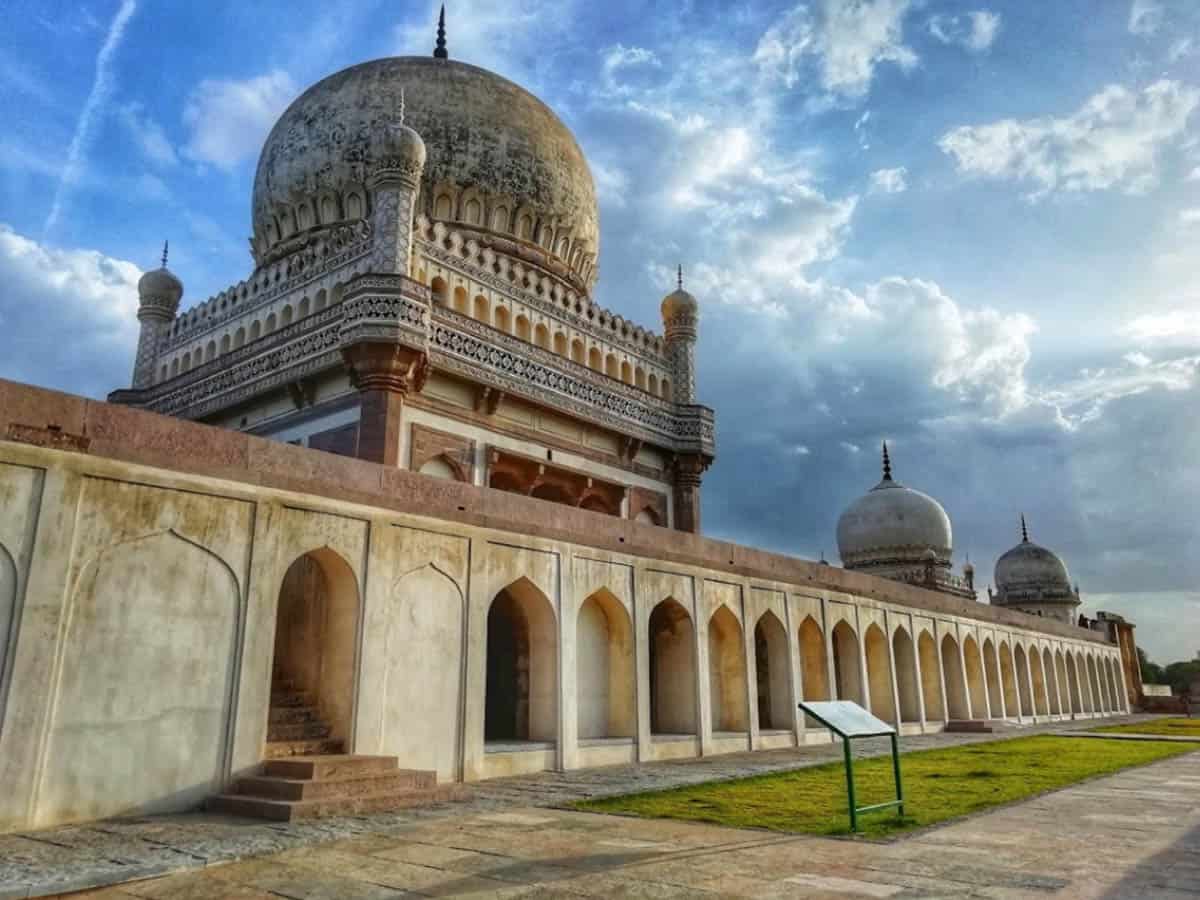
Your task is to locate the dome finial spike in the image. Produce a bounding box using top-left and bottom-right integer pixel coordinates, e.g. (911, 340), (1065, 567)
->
(434, 5), (448, 59)
(881, 440), (892, 481)
(677, 263), (683, 290)
(1021, 513), (1029, 543)
(161, 240), (168, 269)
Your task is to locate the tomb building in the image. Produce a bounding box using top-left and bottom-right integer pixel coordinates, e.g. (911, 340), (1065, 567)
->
(109, 41), (714, 532)
(988, 516), (1082, 624)
(836, 443), (976, 599)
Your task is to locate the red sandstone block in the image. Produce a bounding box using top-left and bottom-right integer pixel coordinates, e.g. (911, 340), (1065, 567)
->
(83, 400), (250, 472)
(263, 755), (399, 780)
(0, 378), (87, 437)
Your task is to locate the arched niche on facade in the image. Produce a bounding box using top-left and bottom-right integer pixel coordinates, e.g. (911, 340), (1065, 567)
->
(864, 624), (895, 724)
(963, 635), (988, 719)
(0, 543), (16, 736)
(831, 620), (863, 706)
(1043, 647), (1061, 715)
(485, 577), (558, 743)
(982, 638), (1003, 719)
(708, 606), (748, 733)
(753, 611), (791, 731)
(1087, 655), (1105, 712)
(40, 531), (239, 823)
(419, 456), (462, 482)
(576, 588), (635, 740)
(891, 626), (920, 725)
(1066, 652), (1083, 714)
(941, 633), (969, 720)
(271, 548), (361, 745)
(1014, 644), (1033, 716)
(649, 598), (696, 735)
(918, 630), (944, 721)
(998, 641), (1018, 718)
(1027, 646), (1049, 715)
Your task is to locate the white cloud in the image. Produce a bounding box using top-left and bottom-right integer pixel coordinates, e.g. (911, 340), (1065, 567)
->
(1180, 207), (1200, 226)
(0, 224), (141, 397)
(1168, 37), (1193, 62)
(1124, 308), (1200, 343)
(182, 70), (297, 170)
(870, 166), (908, 193)
(601, 44), (661, 94)
(841, 441), (861, 453)
(1129, 0), (1164, 36)
(44, 0), (137, 233)
(119, 103), (177, 168)
(928, 11), (1001, 53)
(939, 80), (1200, 198)
(1188, 166), (1200, 181)
(755, 0), (916, 98)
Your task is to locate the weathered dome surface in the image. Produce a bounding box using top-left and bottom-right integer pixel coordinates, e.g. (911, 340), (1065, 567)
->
(138, 266), (183, 303)
(995, 540), (1071, 594)
(837, 479), (954, 566)
(251, 57), (599, 286)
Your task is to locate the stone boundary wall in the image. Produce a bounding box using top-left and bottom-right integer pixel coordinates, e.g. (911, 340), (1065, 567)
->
(0, 378), (1109, 646)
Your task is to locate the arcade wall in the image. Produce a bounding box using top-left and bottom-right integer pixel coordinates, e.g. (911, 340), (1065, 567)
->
(0, 379), (1126, 832)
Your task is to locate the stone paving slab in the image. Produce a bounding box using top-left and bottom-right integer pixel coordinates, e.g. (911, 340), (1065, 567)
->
(0, 714), (1168, 898)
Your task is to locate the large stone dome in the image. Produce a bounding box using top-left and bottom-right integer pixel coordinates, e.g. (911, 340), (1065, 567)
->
(995, 532), (1071, 596)
(837, 447), (953, 568)
(251, 56), (599, 289)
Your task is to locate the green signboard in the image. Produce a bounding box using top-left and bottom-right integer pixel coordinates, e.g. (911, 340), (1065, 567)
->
(799, 700), (905, 832)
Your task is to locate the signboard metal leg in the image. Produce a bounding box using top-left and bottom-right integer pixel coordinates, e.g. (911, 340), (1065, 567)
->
(843, 737), (857, 832)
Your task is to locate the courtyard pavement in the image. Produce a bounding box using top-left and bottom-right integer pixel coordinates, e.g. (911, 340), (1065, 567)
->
(0, 715), (1190, 898)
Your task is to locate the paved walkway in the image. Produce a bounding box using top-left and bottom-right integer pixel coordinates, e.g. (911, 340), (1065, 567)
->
(0, 715), (1173, 898)
(62, 746), (1200, 899)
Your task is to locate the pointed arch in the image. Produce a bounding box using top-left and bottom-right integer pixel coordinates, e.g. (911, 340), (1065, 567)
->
(709, 605), (748, 732)
(754, 611), (791, 730)
(576, 588), (635, 739)
(384, 562), (465, 778)
(998, 640), (1018, 719)
(1029, 646), (1049, 716)
(486, 577), (558, 742)
(892, 625), (920, 724)
(650, 598), (696, 734)
(1067, 651), (1083, 715)
(983, 638), (1002, 719)
(963, 634), (987, 719)
(863, 623), (895, 724)
(0, 543), (17, 735)
(918, 629), (945, 721)
(831, 620), (863, 705)
(798, 615), (829, 702)
(1014, 644), (1033, 717)
(941, 633), (969, 719)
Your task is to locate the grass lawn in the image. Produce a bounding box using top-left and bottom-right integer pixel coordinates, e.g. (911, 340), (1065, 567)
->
(1092, 717), (1200, 737)
(575, 735), (1196, 839)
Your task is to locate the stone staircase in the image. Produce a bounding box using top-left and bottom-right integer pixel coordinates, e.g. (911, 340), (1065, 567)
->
(209, 755), (465, 822)
(264, 682), (344, 759)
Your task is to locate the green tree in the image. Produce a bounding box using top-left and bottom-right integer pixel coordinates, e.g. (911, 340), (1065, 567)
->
(1138, 647), (1165, 685)
(1163, 660), (1200, 696)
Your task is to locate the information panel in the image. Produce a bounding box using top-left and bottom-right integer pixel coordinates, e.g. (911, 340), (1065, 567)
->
(799, 701), (895, 738)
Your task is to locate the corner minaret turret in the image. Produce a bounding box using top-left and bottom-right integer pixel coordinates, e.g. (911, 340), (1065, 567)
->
(132, 242), (182, 389)
(661, 265), (698, 404)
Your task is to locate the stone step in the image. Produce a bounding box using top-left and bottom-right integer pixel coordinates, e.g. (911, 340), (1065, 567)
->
(263, 754), (398, 781)
(266, 721), (332, 742)
(263, 738), (345, 759)
(946, 719), (994, 733)
(208, 785), (467, 822)
(235, 769), (437, 802)
(269, 705), (319, 726)
(270, 691), (314, 708)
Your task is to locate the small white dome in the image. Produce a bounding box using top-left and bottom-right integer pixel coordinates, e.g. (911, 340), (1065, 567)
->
(836, 444), (953, 567)
(995, 518), (1071, 595)
(138, 266), (183, 303)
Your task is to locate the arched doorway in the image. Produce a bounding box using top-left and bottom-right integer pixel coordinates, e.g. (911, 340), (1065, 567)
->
(891, 626), (920, 725)
(831, 620), (863, 705)
(269, 549), (360, 754)
(941, 634), (969, 720)
(649, 598), (696, 734)
(485, 578), (557, 743)
(1055, 650), (1071, 717)
(709, 606), (748, 733)
(918, 630), (944, 721)
(1088, 656), (1106, 712)
(754, 612), (791, 731)
(1108, 658), (1124, 713)
(1067, 653), (1083, 715)
(999, 641), (1018, 719)
(576, 589), (635, 739)
(983, 639), (1003, 719)
(963, 635), (988, 719)
(864, 624), (895, 724)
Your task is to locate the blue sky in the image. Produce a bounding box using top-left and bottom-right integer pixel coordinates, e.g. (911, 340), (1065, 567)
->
(2, 0), (1198, 661)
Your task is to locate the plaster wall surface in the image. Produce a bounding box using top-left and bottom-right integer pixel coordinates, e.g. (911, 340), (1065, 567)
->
(0, 379), (1128, 832)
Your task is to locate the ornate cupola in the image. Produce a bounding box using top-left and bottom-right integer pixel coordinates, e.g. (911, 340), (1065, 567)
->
(988, 516), (1081, 624)
(131, 242), (183, 389)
